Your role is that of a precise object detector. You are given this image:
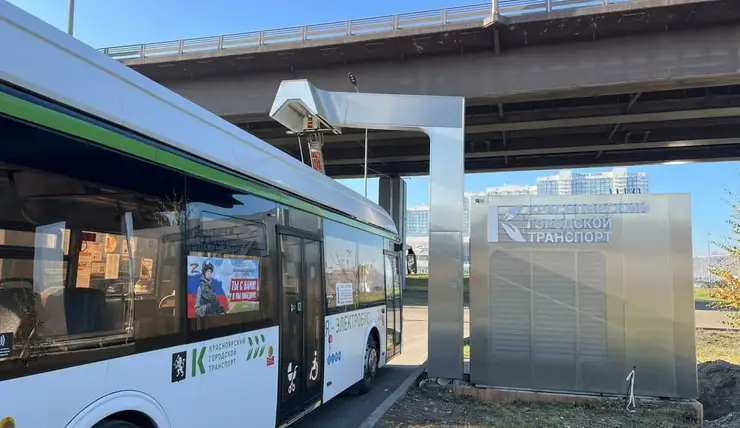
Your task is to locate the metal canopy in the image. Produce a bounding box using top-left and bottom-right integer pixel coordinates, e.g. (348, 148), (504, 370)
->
(270, 79), (466, 379)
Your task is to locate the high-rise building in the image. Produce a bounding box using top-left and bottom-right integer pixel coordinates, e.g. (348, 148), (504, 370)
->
(405, 205), (430, 237)
(486, 184), (538, 196)
(536, 167), (648, 196)
(694, 254), (731, 283)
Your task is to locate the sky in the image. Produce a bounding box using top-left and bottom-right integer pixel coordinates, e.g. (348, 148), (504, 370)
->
(9, 0), (740, 255)
(341, 163), (740, 256)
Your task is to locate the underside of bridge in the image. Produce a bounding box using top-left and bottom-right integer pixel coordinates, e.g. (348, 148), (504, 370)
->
(126, 0), (740, 178)
(242, 83), (740, 178)
(228, 1), (740, 178)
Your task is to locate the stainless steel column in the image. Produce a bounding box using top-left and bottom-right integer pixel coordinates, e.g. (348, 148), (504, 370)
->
(427, 127), (465, 379)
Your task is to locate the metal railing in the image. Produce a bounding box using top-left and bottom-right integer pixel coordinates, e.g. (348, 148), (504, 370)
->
(100, 0), (633, 60)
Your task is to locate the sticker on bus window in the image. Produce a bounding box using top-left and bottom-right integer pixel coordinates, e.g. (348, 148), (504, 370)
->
(335, 283), (354, 306)
(104, 254), (120, 280)
(0, 333), (12, 360)
(140, 258), (153, 281)
(187, 256), (260, 318)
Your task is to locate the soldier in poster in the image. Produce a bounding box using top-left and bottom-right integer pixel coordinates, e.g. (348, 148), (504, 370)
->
(194, 259), (226, 317)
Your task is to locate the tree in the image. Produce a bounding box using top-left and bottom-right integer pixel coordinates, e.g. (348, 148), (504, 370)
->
(709, 190), (740, 327)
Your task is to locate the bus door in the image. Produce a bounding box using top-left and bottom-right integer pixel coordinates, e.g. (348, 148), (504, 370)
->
(384, 250), (402, 359)
(277, 230), (324, 421)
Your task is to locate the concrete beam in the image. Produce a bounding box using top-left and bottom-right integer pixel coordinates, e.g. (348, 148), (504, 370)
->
(322, 137), (740, 166)
(266, 106), (740, 147)
(160, 25), (740, 118)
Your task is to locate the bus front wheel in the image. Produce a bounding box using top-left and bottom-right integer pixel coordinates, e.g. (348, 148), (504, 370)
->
(358, 334), (379, 394)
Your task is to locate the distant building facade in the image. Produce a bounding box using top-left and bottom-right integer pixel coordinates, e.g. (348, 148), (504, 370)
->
(537, 167), (649, 196)
(403, 169), (649, 273)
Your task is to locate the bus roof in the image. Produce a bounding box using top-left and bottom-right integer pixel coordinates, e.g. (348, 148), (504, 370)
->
(0, 2), (398, 235)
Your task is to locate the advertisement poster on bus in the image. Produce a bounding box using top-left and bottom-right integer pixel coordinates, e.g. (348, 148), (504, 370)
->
(187, 256), (260, 318)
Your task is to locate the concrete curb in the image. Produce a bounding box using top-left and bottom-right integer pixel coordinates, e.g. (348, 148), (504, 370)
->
(357, 364), (427, 428)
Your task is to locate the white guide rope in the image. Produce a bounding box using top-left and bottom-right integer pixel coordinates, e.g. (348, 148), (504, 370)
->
(625, 367), (636, 412)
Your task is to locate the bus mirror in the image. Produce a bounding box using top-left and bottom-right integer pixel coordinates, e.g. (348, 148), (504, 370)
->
(406, 249), (417, 275)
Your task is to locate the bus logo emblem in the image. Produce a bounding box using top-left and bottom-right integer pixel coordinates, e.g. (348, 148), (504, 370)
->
(171, 351), (187, 383)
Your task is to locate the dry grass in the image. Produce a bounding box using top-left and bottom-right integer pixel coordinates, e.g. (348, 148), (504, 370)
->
(696, 329), (740, 364)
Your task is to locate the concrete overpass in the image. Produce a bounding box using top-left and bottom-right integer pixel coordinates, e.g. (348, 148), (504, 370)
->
(105, 0), (740, 177)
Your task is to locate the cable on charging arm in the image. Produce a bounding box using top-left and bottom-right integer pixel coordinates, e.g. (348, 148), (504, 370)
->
(348, 72), (369, 198)
(625, 366), (636, 412)
(297, 135), (305, 164)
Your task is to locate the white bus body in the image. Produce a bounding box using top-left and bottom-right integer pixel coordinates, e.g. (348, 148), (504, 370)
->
(0, 3), (404, 427)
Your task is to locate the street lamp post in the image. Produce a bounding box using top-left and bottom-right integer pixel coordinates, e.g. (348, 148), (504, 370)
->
(348, 72), (369, 199)
(67, 0), (75, 36)
(707, 233), (712, 281)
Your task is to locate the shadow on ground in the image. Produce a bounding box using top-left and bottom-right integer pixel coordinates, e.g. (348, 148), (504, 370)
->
(292, 363), (424, 428)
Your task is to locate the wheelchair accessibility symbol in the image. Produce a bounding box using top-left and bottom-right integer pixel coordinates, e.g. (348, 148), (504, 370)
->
(327, 351), (342, 365)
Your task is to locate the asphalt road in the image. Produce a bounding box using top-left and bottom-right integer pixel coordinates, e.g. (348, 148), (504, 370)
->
(292, 364), (419, 428)
(293, 305), (436, 428)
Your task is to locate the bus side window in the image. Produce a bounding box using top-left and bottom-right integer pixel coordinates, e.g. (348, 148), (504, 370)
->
(181, 176), (278, 338)
(358, 231), (385, 307)
(323, 220), (360, 313)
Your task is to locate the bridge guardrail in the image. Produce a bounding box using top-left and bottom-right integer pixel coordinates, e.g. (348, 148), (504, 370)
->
(99, 0), (632, 60)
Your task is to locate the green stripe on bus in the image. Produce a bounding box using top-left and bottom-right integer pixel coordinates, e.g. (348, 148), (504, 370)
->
(0, 91), (398, 240)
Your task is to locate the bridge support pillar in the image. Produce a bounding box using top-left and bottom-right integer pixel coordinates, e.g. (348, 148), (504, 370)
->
(270, 79), (465, 380)
(379, 175), (407, 290)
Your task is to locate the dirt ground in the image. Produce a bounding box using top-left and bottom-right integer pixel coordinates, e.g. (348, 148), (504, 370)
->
(378, 329), (740, 428)
(696, 330), (740, 426)
(378, 382), (698, 428)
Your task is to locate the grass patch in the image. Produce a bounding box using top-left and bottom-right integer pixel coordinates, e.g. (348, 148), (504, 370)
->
(406, 276), (469, 294)
(461, 329), (740, 364)
(410, 277), (726, 306)
(697, 328), (740, 364)
(694, 287), (727, 304)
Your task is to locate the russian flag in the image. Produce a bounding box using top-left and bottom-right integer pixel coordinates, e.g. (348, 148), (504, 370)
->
(186, 273), (229, 318)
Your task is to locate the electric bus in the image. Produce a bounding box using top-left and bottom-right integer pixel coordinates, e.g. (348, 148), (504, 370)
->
(0, 2), (403, 427)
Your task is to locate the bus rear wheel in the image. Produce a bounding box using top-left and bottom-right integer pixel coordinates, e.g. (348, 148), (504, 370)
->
(358, 334), (379, 394)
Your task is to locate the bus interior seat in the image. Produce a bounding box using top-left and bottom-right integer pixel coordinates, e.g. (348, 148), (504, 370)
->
(158, 294), (176, 316)
(132, 297), (159, 319)
(43, 287), (111, 336)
